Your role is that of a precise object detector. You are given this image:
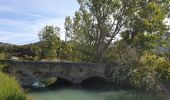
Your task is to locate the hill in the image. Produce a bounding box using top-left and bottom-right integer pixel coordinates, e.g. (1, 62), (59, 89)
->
(0, 42), (13, 47)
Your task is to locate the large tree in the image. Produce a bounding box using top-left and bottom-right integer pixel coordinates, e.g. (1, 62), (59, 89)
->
(65, 0), (170, 62)
(38, 25), (60, 59)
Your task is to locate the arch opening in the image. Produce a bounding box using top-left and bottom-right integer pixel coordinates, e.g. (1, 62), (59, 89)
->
(81, 76), (110, 90)
(47, 77), (73, 88)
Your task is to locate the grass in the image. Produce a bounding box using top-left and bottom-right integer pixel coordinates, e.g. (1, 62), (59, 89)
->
(0, 72), (26, 100)
(0, 63), (8, 71)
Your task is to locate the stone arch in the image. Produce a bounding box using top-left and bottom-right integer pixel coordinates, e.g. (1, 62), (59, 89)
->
(80, 73), (109, 89)
(33, 73), (73, 87)
(46, 76), (73, 87)
(40, 72), (73, 82)
(81, 72), (107, 83)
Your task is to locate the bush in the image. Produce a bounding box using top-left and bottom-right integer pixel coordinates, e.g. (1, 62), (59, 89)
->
(108, 41), (170, 92)
(42, 77), (57, 86)
(0, 52), (6, 60)
(130, 52), (170, 91)
(0, 63), (8, 72)
(107, 41), (140, 86)
(130, 67), (161, 91)
(0, 72), (26, 100)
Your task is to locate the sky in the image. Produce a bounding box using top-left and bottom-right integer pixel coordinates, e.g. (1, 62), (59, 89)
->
(0, 0), (79, 45)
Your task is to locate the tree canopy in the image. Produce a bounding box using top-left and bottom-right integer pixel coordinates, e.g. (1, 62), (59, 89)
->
(38, 25), (60, 59)
(65, 0), (170, 62)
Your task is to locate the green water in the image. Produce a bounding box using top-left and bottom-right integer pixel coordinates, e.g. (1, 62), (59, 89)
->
(28, 87), (170, 100)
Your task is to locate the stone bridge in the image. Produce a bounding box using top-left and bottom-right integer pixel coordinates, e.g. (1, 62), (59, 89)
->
(2, 60), (108, 87)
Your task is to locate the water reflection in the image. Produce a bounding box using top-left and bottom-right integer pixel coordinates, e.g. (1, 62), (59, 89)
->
(28, 86), (170, 100)
(28, 77), (170, 100)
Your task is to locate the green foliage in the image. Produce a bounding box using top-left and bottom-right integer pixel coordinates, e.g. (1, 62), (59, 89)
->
(130, 52), (170, 91)
(42, 77), (57, 86)
(108, 41), (140, 85)
(130, 67), (161, 92)
(124, 33), (159, 51)
(0, 52), (6, 60)
(58, 40), (87, 62)
(45, 49), (57, 60)
(0, 63), (8, 72)
(38, 25), (61, 59)
(65, 16), (73, 41)
(108, 40), (170, 91)
(122, 0), (169, 43)
(65, 0), (169, 62)
(0, 72), (26, 100)
(0, 43), (42, 61)
(144, 54), (170, 83)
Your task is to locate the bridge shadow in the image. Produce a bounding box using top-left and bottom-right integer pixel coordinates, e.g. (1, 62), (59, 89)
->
(28, 76), (113, 93)
(80, 76), (112, 90)
(47, 77), (73, 89)
(43, 76), (111, 90)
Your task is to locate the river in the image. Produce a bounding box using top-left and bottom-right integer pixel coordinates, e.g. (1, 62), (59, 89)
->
(28, 86), (170, 100)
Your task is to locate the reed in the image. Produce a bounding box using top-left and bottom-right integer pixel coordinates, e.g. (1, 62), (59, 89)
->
(0, 72), (26, 100)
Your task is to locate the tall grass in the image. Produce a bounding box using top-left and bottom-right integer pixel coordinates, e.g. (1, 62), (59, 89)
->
(0, 72), (26, 100)
(0, 63), (8, 71)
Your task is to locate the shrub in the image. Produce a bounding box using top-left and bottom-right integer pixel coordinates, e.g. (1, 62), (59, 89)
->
(107, 41), (140, 86)
(108, 41), (170, 92)
(130, 52), (170, 91)
(0, 72), (26, 100)
(0, 52), (6, 60)
(42, 77), (57, 86)
(0, 63), (8, 72)
(130, 67), (161, 91)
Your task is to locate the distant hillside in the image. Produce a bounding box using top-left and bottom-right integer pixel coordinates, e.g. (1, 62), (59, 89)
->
(0, 42), (13, 47)
(21, 41), (42, 47)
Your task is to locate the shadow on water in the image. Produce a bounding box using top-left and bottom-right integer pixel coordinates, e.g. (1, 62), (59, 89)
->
(48, 77), (73, 88)
(28, 77), (73, 93)
(27, 77), (170, 100)
(80, 76), (113, 91)
(28, 76), (112, 92)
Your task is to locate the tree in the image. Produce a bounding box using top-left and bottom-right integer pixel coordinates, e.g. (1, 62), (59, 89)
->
(121, 0), (169, 49)
(65, 16), (73, 42)
(38, 25), (60, 59)
(65, 0), (170, 62)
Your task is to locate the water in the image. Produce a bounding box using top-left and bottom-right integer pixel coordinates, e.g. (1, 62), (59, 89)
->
(28, 86), (170, 100)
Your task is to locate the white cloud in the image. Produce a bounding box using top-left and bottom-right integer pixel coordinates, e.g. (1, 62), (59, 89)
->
(0, 31), (38, 44)
(0, 17), (66, 44)
(0, 0), (79, 44)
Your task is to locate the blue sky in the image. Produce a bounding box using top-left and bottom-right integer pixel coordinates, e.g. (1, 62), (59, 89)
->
(0, 0), (79, 45)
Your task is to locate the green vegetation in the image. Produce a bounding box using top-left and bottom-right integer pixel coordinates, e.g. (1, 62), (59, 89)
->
(0, 63), (8, 72)
(107, 41), (140, 86)
(38, 25), (60, 59)
(0, 0), (169, 93)
(0, 72), (26, 100)
(42, 77), (57, 86)
(64, 0), (169, 62)
(0, 61), (26, 100)
(0, 52), (6, 60)
(130, 52), (170, 91)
